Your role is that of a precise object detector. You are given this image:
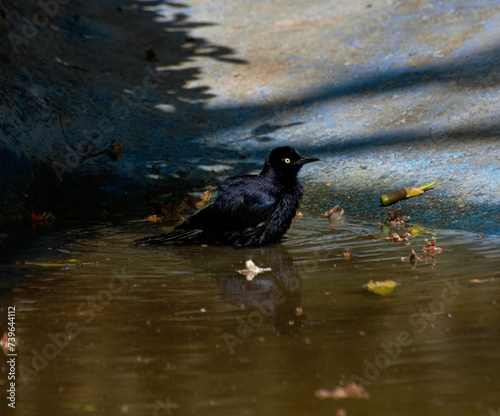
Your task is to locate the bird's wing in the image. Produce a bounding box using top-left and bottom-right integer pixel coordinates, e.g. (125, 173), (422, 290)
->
(182, 175), (276, 232)
(214, 176), (277, 226)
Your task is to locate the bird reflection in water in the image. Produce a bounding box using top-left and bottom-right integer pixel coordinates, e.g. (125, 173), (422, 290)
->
(215, 245), (306, 336)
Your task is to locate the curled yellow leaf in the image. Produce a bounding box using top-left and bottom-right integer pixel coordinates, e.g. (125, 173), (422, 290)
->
(367, 279), (397, 296)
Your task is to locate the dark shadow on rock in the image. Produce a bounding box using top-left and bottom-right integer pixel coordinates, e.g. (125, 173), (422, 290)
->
(0, 0), (247, 222)
(1, 0), (499, 229)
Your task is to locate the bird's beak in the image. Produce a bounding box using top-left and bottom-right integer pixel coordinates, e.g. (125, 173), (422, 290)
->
(295, 156), (320, 166)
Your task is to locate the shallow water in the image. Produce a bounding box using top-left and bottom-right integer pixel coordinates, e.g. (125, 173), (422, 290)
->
(1, 216), (499, 416)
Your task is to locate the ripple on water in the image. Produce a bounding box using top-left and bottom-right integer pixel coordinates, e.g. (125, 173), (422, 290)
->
(1, 216), (499, 416)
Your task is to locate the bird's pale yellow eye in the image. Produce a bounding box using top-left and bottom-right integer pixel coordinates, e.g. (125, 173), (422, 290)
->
(284, 158), (291, 164)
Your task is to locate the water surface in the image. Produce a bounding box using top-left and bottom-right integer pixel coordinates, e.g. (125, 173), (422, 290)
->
(1, 216), (499, 416)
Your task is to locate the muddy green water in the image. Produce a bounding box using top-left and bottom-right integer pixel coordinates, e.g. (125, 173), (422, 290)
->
(1, 216), (499, 416)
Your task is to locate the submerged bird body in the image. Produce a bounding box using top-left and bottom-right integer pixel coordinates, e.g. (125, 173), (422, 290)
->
(136, 147), (319, 247)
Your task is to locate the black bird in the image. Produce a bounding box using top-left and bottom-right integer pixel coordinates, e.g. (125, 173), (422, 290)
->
(135, 146), (319, 247)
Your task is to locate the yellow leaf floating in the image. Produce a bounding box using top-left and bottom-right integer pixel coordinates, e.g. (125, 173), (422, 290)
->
(18, 260), (81, 267)
(147, 214), (162, 223)
(366, 279), (397, 296)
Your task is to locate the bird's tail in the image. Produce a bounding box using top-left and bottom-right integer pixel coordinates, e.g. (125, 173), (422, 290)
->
(134, 229), (203, 246)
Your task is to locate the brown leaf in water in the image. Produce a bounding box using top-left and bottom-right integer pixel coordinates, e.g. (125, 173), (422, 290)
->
(342, 247), (351, 260)
(391, 232), (411, 242)
(1, 332), (13, 355)
(388, 207), (409, 227)
(195, 186), (212, 210)
(324, 205), (344, 219)
(183, 186), (212, 211)
(422, 236), (443, 255)
(315, 382), (369, 400)
(147, 214), (162, 223)
(470, 278), (493, 284)
(401, 249), (423, 264)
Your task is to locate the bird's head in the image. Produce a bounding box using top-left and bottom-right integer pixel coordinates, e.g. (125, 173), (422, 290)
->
(265, 146), (319, 177)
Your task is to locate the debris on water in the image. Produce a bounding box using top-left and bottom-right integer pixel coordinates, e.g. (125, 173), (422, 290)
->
(469, 278), (494, 284)
(30, 211), (55, 229)
(401, 249), (424, 266)
(408, 226), (436, 236)
(315, 382), (369, 399)
(16, 259), (81, 268)
(387, 207), (408, 227)
(363, 231), (410, 242)
(1, 332), (16, 355)
(366, 279), (397, 296)
(324, 205), (344, 220)
(237, 260), (272, 281)
(147, 214), (162, 223)
(336, 408), (347, 416)
(391, 232), (411, 243)
(147, 187), (212, 223)
(183, 186), (212, 211)
(422, 236), (443, 255)
(342, 247), (351, 260)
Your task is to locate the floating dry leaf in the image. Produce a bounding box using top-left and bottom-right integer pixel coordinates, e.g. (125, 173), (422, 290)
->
(342, 248), (351, 260)
(147, 214), (162, 223)
(195, 186), (212, 210)
(401, 249), (423, 265)
(422, 236), (443, 255)
(237, 260), (272, 281)
(182, 186), (212, 212)
(315, 382), (369, 400)
(391, 232), (411, 242)
(470, 279), (493, 284)
(324, 205), (344, 219)
(388, 207), (408, 227)
(408, 226), (436, 236)
(336, 408), (347, 416)
(1, 332), (13, 354)
(367, 279), (397, 296)
(17, 259), (80, 268)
